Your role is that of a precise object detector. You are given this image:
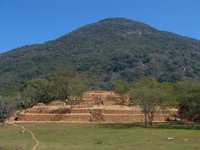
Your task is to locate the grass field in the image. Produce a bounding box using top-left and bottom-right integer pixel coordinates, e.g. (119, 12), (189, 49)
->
(0, 123), (200, 150)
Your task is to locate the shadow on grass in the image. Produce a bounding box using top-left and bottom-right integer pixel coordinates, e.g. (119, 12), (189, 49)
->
(98, 123), (143, 129)
(97, 122), (200, 130)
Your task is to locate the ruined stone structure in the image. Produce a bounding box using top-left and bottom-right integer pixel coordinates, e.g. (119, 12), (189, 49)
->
(12, 91), (177, 123)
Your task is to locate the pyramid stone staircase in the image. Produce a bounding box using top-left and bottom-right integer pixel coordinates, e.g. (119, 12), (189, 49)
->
(12, 91), (176, 123)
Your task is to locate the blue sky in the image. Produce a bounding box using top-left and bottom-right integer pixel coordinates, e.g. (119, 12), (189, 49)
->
(0, 0), (200, 53)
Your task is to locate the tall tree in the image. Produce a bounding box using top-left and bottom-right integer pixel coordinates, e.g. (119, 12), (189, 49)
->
(129, 78), (172, 127)
(20, 71), (91, 107)
(48, 72), (90, 102)
(174, 80), (200, 122)
(21, 79), (52, 106)
(0, 96), (15, 123)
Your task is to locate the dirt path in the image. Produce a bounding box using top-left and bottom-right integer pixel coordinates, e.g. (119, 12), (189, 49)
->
(12, 123), (39, 150)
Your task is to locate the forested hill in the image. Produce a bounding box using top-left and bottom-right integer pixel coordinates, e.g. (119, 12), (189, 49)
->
(1, 17), (200, 94)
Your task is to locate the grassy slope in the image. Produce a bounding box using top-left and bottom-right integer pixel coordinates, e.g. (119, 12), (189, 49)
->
(0, 124), (200, 150)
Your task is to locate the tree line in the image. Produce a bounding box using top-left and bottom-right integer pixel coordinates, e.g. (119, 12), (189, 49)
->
(0, 71), (93, 123)
(113, 78), (200, 126)
(0, 72), (200, 125)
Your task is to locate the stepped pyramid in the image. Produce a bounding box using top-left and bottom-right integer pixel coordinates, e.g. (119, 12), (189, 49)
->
(12, 91), (176, 123)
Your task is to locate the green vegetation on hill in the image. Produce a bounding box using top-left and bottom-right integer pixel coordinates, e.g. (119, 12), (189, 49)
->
(1, 18), (200, 94)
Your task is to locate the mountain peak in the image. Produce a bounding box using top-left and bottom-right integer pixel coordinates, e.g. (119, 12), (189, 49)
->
(1, 18), (200, 94)
(98, 17), (135, 23)
(58, 17), (157, 41)
(97, 17), (156, 30)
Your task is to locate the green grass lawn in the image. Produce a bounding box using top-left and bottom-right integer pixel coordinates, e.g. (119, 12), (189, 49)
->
(0, 123), (200, 150)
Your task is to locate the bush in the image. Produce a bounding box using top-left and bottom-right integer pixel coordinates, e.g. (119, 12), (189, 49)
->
(0, 96), (15, 122)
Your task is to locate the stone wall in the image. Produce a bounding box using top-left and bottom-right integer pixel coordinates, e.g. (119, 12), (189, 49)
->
(14, 105), (175, 123)
(12, 91), (177, 123)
